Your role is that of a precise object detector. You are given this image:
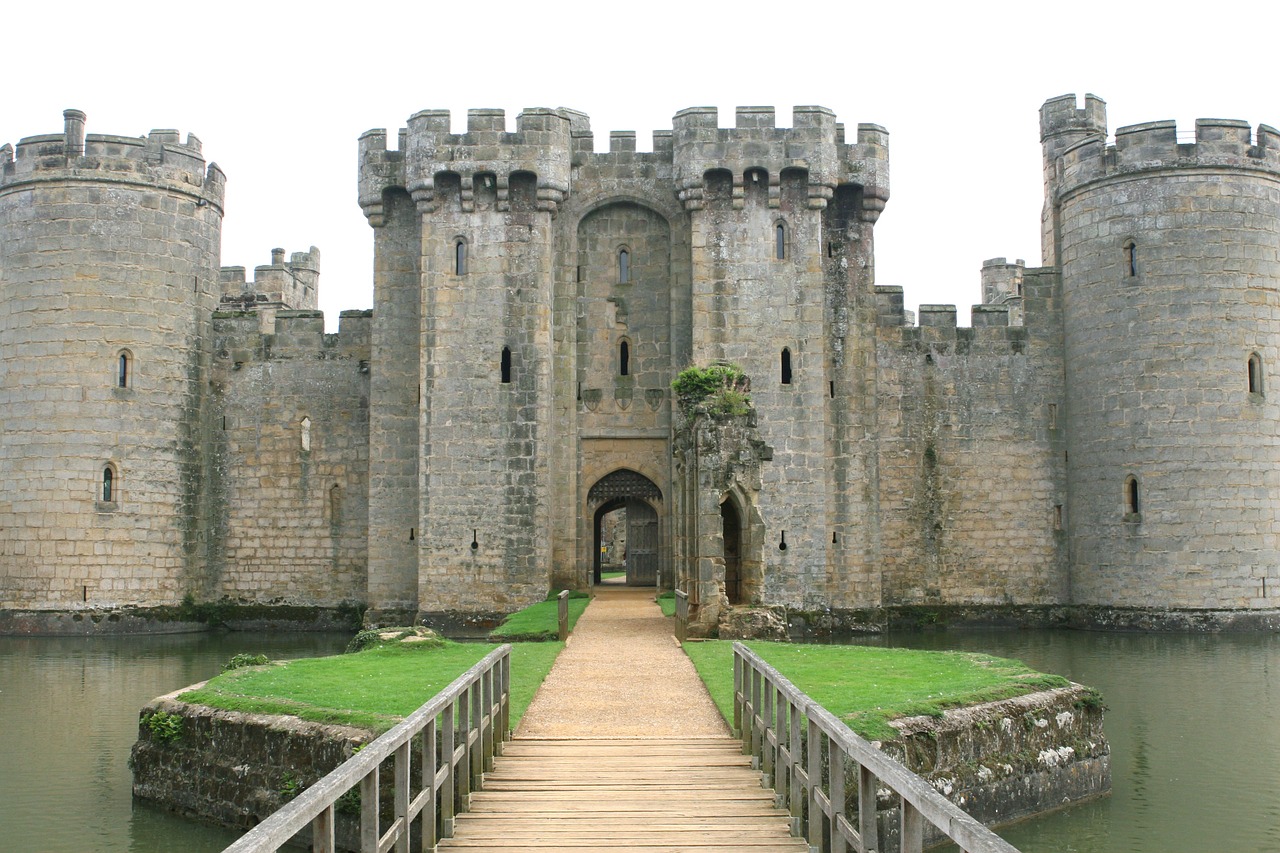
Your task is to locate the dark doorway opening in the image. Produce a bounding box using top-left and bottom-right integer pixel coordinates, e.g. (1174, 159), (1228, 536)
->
(593, 497), (658, 587)
(722, 499), (742, 605)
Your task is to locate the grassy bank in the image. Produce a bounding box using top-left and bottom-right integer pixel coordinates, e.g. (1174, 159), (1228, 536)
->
(488, 591), (589, 641)
(682, 640), (1071, 741)
(180, 639), (561, 732)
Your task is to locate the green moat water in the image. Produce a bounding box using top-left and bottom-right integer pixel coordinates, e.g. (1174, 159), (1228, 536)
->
(0, 630), (353, 853)
(0, 628), (1276, 852)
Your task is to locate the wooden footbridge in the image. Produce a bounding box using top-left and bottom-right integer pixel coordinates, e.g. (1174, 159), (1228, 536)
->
(438, 738), (804, 852)
(223, 587), (1020, 853)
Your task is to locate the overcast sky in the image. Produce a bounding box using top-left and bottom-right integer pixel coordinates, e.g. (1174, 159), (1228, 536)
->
(4, 2), (1277, 328)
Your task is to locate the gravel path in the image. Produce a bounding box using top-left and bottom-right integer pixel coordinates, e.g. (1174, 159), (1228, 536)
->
(515, 587), (729, 738)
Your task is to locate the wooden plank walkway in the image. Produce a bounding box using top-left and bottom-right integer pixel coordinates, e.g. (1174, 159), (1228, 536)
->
(437, 588), (808, 852)
(437, 738), (808, 852)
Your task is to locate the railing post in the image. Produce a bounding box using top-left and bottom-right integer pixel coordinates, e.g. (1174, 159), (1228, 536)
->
(773, 686), (786, 803)
(902, 800), (924, 853)
(557, 589), (569, 641)
(311, 805), (335, 853)
(807, 715), (823, 851)
(761, 678), (775, 780)
(394, 741), (410, 853)
(788, 698), (803, 836)
(482, 665), (495, 772)
(424, 716), (439, 850)
(830, 738), (846, 853)
(470, 680), (483, 790)
(360, 766), (378, 853)
(442, 701), (456, 836)
(858, 764), (878, 853)
(750, 663), (763, 763)
(500, 649), (511, 744)
(733, 645), (744, 743)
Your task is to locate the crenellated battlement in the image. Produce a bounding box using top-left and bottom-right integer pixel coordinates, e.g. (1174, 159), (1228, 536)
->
(0, 109), (225, 210)
(670, 105), (889, 217)
(213, 308), (372, 368)
(220, 246), (321, 313)
(874, 289), (1030, 355)
(359, 107), (575, 222)
(1055, 112), (1280, 195)
(358, 104), (889, 224)
(1040, 94), (1107, 142)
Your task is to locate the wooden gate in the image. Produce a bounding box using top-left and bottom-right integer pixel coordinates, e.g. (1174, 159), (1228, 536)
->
(626, 498), (658, 586)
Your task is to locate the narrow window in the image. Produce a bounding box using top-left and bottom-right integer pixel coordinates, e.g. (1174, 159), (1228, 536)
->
(102, 467), (115, 502)
(300, 417), (312, 451)
(454, 239), (467, 276)
(619, 340), (630, 377)
(1123, 239), (1137, 278)
(329, 484), (342, 525)
(117, 352), (130, 388)
(781, 348), (793, 385)
(1248, 352), (1264, 395)
(1053, 504), (1063, 530)
(501, 347), (512, 384)
(775, 223), (787, 260)
(1124, 475), (1140, 517)
(618, 249), (630, 284)
(1048, 403), (1058, 429)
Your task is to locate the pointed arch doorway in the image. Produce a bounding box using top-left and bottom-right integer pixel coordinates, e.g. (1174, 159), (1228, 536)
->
(588, 470), (662, 586)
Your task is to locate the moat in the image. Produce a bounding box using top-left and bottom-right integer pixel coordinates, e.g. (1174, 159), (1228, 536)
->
(1, 628), (1276, 852)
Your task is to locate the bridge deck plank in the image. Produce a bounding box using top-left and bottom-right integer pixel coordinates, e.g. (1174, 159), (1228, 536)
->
(437, 737), (808, 852)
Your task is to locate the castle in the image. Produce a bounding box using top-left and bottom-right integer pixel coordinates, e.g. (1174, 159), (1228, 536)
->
(2, 95), (1278, 634)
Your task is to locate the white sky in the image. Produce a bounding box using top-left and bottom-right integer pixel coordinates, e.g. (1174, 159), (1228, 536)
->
(4, 1), (1277, 329)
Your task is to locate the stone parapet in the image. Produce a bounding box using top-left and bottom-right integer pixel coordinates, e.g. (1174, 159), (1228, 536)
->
(0, 109), (225, 211)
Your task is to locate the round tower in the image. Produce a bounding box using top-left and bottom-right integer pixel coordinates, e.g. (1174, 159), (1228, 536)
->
(0, 110), (225, 613)
(1053, 96), (1280, 614)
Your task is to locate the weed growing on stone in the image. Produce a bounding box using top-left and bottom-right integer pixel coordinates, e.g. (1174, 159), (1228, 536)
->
(672, 363), (752, 419)
(144, 710), (183, 744)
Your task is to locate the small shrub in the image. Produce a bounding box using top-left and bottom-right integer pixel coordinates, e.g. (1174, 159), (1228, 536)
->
(345, 629), (386, 653)
(222, 652), (270, 672)
(672, 363), (752, 418)
(145, 710), (183, 744)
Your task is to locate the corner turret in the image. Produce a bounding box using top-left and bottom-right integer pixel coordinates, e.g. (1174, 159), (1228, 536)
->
(1040, 94), (1107, 265)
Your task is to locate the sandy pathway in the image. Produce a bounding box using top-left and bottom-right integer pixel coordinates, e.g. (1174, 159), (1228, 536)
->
(515, 586), (729, 738)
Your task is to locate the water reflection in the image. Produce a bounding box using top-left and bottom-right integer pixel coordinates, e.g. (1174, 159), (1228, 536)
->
(0, 631), (352, 853)
(2, 627), (1277, 852)
(877, 630), (1280, 853)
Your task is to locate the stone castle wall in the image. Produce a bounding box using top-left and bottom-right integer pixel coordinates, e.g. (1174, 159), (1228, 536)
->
(0, 111), (224, 611)
(207, 308), (371, 606)
(1049, 103), (1280, 610)
(5, 97), (1280, 631)
(875, 270), (1068, 607)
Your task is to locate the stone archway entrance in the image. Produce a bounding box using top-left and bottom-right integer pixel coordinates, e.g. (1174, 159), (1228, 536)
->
(588, 470), (663, 587)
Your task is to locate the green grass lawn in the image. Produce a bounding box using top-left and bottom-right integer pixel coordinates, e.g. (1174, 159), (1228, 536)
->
(600, 570), (625, 580)
(682, 640), (1070, 741)
(488, 593), (589, 641)
(656, 591), (676, 617)
(180, 640), (562, 732)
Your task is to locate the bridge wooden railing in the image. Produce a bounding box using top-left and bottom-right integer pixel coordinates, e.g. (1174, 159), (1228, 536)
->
(733, 642), (1021, 853)
(674, 589), (689, 641)
(222, 644), (511, 853)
